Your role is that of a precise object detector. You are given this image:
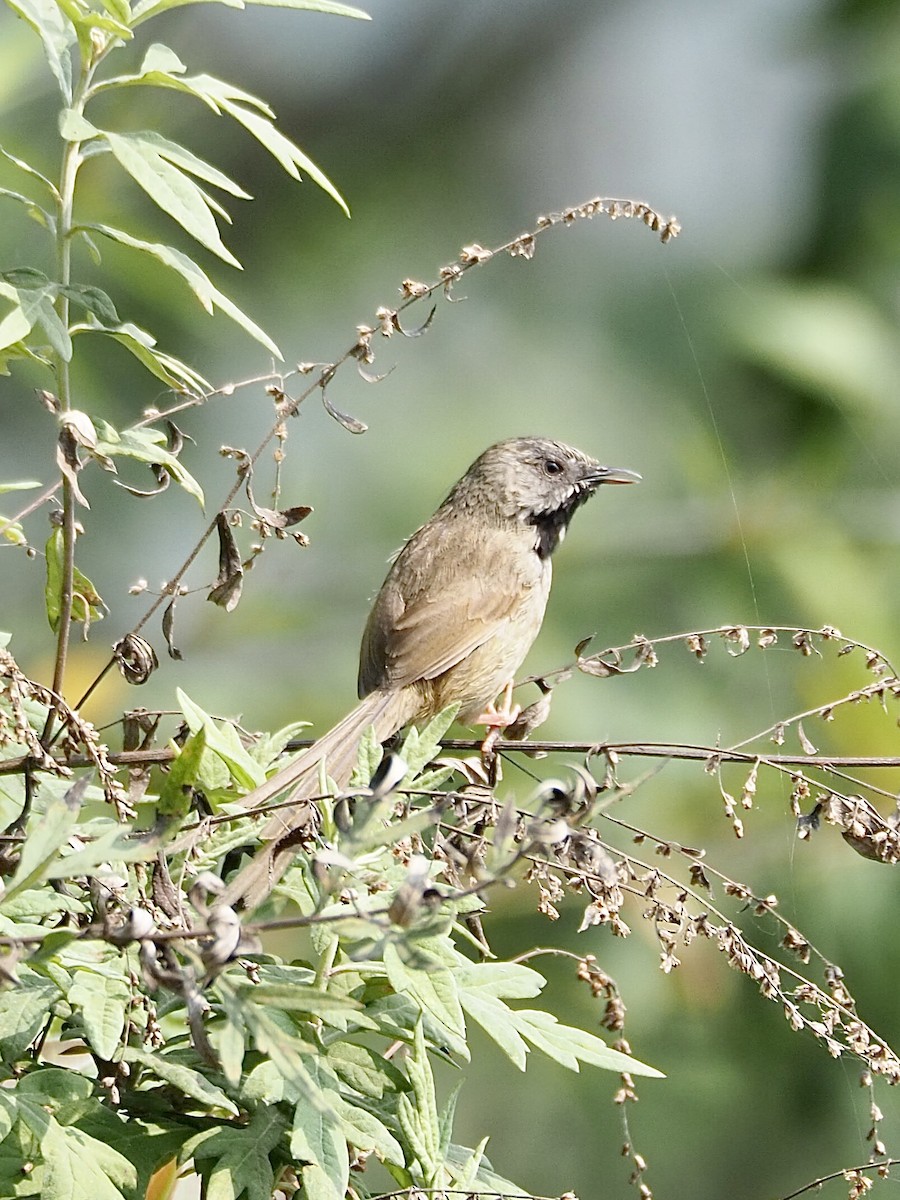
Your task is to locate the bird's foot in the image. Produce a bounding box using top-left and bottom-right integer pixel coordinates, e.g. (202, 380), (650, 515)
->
(475, 681), (521, 756)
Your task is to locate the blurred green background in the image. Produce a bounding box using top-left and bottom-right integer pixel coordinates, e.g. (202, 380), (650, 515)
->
(2, 0), (900, 1196)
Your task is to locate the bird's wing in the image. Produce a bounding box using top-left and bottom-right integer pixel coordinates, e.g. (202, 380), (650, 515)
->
(359, 520), (546, 694)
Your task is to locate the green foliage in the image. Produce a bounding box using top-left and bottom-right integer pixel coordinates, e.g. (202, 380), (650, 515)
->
(0, 9), (663, 1198)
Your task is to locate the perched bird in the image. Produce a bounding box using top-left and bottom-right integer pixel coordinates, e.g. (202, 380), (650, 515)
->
(221, 437), (639, 909)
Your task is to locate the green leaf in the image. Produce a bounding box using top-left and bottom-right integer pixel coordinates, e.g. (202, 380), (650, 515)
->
(514, 1009), (664, 1077)
(43, 823), (164, 878)
(215, 96), (349, 216)
(68, 968), (130, 1060)
(241, 1005), (333, 1113)
(328, 1095), (403, 1166)
(437, 1078), (462, 1159)
(44, 528), (107, 633)
(74, 1108), (189, 1200)
(156, 724), (206, 818)
(176, 688), (266, 790)
(187, 1106), (285, 1200)
(125, 1046), (239, 1116)
(447, 1134), (489, 1191)
(383, 943), (467, 1059)
(458, 991), (528, 1071)
(0, 279), (41, 352)
(93, 420), (205, 507)
(0, 481), (42, 494)
(234, 981), (364, 1021)
(102, 131), (243, 266)
(0, 185), (53, 229)
(88, 224), (281, 356)
(324, 1041), (408, 1102)
(731, 281), (900, 415)
(397, 1021), (441, 1185)
(291, 1096), (349, 1200)
(1, 775), (87, 904)
(0, 970), (60, 1062)
(455, 960), (545, 1001)
(58, 284), (119, 326)
(445, 1142), (525, 1195)
(456, 961), (663, 1077)
(348, 723), (382, 789)
(0, 146), (58, 198)
(17, 1102), (136, 1200)
(399, 704), (460, 776)
(131, 0), (369, 24)
(58, 108), (99, 142)
(16, 1066), (94, 1119)
(4, 0), (76, 103)
(75, 319), (211, 393)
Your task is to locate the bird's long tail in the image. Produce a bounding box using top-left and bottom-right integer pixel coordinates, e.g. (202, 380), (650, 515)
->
(220, 687), (418, 911)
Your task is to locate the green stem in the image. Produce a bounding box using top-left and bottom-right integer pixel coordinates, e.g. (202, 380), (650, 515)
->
(40, 45), (100, 745)
(314, 934), (339, 990)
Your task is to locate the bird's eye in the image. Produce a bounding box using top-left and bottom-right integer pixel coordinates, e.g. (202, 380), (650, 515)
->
(543, 458), (563, 476)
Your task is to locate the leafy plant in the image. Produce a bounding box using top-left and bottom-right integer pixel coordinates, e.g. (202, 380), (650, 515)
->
(0, 4), (676, 1199)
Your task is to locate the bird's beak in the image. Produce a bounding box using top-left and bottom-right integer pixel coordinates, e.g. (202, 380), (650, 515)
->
(588, 465), (642, 486)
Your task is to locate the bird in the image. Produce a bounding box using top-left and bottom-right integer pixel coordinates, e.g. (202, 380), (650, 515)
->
(219, 436), (639, 910)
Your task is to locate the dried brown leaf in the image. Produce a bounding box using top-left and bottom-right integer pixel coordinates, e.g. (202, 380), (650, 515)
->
(207, 512), (243, 612)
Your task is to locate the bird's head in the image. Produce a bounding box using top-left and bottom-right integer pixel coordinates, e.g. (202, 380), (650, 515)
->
(448, 437), (640, 557)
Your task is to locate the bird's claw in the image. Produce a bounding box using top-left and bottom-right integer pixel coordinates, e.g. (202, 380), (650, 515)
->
(475, 681), (521, 755)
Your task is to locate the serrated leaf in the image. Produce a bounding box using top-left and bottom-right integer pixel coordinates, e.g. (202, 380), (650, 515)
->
(512, 1008), (664, 1077)
(384, 944), (466, 1059)
(399, 704), (459, 776)
(455, 960), (545, 1001)
(241, 1005), (332, 1114)
(177, 688), (265, 790)
(398, 1021), (440, 1183)
(329, 1095), (403, 1165)
(67, 969), (129, 1060)
(458, 991), (529, 1071)
(348, 723), (383, 789)
(103, 131), (242, 266)
(445, 1142), (525, 1195)
(235, 982), (362, 1020)
(125, 1046), (239, 1115)
(16, 1095), (136, 1200)
(188, 1106), (284, 1200)
(437, 1078), (462, 1159)
(0, 970), (60, 1061)
(291, 1098), (349, 1200)
(448, 1134), (489, 1191)
(324, 1041), (407, 1101)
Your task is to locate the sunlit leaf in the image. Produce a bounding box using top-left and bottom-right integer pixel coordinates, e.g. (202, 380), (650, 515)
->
(102, 130), (243, 266)
(87, 224), (281, 356)
(132, 0), (369, 23)
(4, 0), (76, 103)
